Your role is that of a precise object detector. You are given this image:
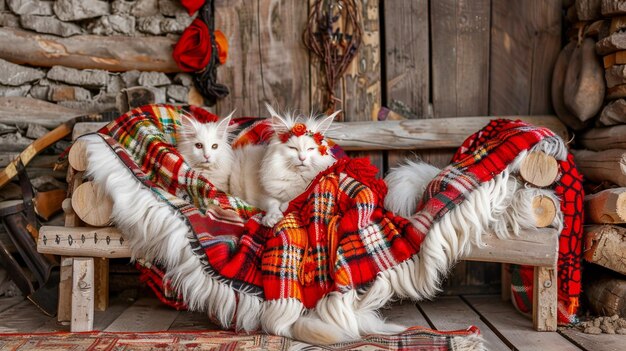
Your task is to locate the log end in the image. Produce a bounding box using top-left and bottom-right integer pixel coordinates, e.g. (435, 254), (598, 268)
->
(520, 151), (560, 187)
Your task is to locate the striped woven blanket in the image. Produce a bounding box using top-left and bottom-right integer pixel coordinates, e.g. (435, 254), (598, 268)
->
(83, 104), (581, 344)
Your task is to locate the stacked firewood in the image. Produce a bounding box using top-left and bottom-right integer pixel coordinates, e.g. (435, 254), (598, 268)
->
(558, 0), (626, 325)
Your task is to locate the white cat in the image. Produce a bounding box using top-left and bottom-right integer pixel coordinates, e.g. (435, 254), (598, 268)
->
(230, 105), (339, 227)
(177, 113), (235, 192)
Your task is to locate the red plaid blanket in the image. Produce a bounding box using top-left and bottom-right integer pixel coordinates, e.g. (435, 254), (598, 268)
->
(89, 104), (577, 330)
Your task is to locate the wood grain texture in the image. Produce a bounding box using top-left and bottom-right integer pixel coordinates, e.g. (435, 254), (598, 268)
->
(461, 228), (559, 266)
(0, 97), (85, 128)
(580, 125), (626, 150)
(325, 115), (568, 150)
(214, 0), (309, 116)
(490, 0), (561, 115)
(571, 149), (626, 186)
(68, 139), (87, 172)
(94, 257), (109, 312)
(71, 181), (113, 227)
(431, 0), (490, 118)
(465, 295), (579, 351)
(71, 257), (94, 332)
(584, 225), (626, 274)
(105, 297), (179, 332)
(533, 266), (557, 331)
(532, 196), (557, 228)
(520, 151), (559, 187)
(585, 189), (626, 224)
(0, 27), (179, 72)
(57, 257), (73, 323)
(585, 275), (626, 319)
(37, 226), (131, 258)
(418, 296), (509, 350)
(559, 327), (626, 351)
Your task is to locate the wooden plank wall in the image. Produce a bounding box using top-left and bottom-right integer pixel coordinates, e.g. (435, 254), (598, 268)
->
(213, 0), (561, 292)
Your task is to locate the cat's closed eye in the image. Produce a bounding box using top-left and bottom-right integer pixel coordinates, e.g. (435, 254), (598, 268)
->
(307, 147), (315, 151)
(288, 146), (297, 151)
(195, 143), (203, 149)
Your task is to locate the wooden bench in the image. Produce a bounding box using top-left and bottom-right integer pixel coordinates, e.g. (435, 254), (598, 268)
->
(37, 115), (567, 333)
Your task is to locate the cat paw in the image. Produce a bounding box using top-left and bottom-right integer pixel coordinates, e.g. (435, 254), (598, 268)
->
(279, 202), (289, 212)
(262, 212), (284, 227)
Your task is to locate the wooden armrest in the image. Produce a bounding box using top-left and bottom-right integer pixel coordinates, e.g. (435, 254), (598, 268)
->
(37, 226), (131, 258)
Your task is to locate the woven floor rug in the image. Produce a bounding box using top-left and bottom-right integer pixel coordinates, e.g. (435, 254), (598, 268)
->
(0, 327), (483, 350)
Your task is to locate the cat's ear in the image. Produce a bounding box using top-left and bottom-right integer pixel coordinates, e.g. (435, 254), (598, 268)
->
(315, 110), (340, 134)
(265, 103), (289, 133)
(179, 114), (196, 135)
(217, 110), (236, 139)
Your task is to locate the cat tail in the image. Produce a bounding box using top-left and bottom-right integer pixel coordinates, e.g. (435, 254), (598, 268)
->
(384, 158), (441, 218)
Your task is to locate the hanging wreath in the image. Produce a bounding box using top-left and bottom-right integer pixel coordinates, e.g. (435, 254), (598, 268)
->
(173, 0), (229, 105)
(303, 0), (362, 118)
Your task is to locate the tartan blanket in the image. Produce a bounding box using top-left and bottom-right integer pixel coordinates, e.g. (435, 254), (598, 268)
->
(84, 104), (571, 343)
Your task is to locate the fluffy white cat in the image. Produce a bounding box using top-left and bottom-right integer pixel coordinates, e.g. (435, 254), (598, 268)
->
(230, 105), (339, 227)
(177, 113), (235, 192)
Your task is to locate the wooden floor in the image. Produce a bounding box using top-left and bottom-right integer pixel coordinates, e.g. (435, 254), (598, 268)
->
(0, 293), (622, 350)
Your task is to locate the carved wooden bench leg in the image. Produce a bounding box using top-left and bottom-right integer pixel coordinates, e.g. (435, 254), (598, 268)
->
(71, 257), (94, 332)
(501, 263), (511, 301)
(533, 266), (557, 331)
(57, 257), (73, 323)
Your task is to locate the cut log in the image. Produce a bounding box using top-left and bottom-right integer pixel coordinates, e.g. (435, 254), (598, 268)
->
(552, 42), (588, 130)
(0, 97), (85, 128)
(597, 99), (626, 126)
(603, 50), (626, 68)
(571, 149), (626, 186)
(605, 65), (626, 88)
(520, 151), (560, 187)
(606, 83), (626, 99)
(585, 225), (626, 274)
(596, 32), (626, 55)
(576, 0), (602, 21)
(564, 38), (606, 121)
(610, 16), (626, 33)
(115, 87), (156, 114)
(71, 181), (112, 227)
(585, 189), (626, 223)
(37, 226), (130, 258)
(0, 27), (180, 73)
(580, 125), (626, 150)
(532, 196), (557, 228)
(601, 0), (626, 16)
(586, 276), (626, 318)
(34, 189), (66, 221)
(68, 139), (87, 172)
(586, 19), (611, 39)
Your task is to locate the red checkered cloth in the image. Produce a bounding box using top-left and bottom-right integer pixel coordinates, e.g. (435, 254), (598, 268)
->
(452, 119), (584, 324)
(94, 105), (573, 325)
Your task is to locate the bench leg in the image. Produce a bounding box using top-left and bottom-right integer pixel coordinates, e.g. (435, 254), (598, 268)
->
(501, 263), (511, 301)
(533, 266), (557, 331)
(58, 257), (73, 323)
(71, 257), (94, 332)
(94, 257), (109, 312)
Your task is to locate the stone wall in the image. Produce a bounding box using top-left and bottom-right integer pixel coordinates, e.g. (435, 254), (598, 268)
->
(0, 0), (196, 113)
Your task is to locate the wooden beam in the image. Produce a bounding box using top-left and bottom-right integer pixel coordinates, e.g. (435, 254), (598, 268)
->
(0, 97), (85, 128)
(461, 228), (559, 267)
(571, 149), (626, 186)
(325, 115), (568, 151)
(584, 225), (626, 274)
(603, 50), (626, 68)
(585, 188), (626, 223)
(37, 226), (131, 258)
(71, 257), (94, 332)
(533, 266), (558, 331)
(0, 27), (179, 72)
(57, 257), (72, 324)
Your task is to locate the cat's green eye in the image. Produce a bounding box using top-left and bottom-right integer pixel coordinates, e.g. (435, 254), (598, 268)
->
(212, 144), (218, 149)
(195, 143), (203, 149)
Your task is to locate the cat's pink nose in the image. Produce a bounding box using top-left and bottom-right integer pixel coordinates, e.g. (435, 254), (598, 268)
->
(298, 154), (306, 161)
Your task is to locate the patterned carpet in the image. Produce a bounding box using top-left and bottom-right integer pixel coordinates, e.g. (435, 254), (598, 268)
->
(0, 327), (483, 350)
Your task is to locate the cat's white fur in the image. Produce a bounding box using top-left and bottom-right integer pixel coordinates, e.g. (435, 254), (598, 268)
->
(230, 105), (339, 227)
(178, 112), (235, 192)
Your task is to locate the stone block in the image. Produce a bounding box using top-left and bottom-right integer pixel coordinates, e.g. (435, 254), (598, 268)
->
(48, 84), (91, 101)
(47, 66), (108, 88)
(53, 0), (110, 21)
(28, 85), (49, 100)
(131, 0), (158, 17)
(20, 15), (82, 37)
(0, 58), (45, 86)
(138, 71), (171, 86)
(107, 75), (124, 95)
(6, 0), (53, 15)
(121, 70), (140, 86)
(166, 85), (188, 102)
(161, 17), (189, 34)
(0, 13), (19, 27)
(137, 15), (163, 35)
(173, 73), (193, 86)
(112, 0), (135, 14)
(159, 0), (185, 17)
(0, 84), (31, 97)
(89, 14), (135, 35)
